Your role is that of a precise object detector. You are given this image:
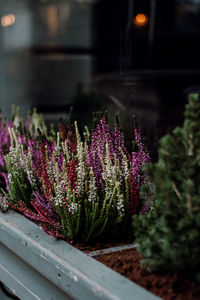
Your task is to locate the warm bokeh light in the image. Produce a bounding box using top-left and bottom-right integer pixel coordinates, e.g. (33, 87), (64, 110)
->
(134, 13), (148, 27)
(1, 14), (15, 27)
(47, 6), (58, 36)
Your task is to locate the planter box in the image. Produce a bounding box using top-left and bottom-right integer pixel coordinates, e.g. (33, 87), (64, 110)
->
(0, 211), (161, 300)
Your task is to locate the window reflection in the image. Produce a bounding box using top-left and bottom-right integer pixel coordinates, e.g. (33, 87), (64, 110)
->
(0, 0), (93, 118)
(1, 0), (200, 155)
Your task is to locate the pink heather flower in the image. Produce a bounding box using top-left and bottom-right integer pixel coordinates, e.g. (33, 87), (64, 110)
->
(0, 115), (13, 191)
(87, 117), (128, 187)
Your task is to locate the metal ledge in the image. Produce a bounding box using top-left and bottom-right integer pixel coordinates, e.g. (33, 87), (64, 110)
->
(0, 211), (161, 300)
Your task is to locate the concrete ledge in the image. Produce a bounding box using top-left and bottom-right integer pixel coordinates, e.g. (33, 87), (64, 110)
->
(0, 211), (161, 300)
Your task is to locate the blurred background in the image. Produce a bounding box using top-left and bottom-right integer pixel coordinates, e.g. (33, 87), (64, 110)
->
(1, 0), (200, 156)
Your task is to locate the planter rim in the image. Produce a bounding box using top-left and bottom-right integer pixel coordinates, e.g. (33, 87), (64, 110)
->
(0, 210), (161, 300)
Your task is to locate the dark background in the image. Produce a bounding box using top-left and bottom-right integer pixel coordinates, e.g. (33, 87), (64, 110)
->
(1, 0), (200, 156)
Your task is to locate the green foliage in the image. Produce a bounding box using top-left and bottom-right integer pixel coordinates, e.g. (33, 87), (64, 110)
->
(133, 94), (200, 279)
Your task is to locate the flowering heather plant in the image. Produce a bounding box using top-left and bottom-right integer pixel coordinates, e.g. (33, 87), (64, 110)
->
(3, 110), (151, 242)
(3, 126), (65, 237)
(5, 128), (34, 208)
(0, 107), (48, 211)
(0, 107), (47, 187)
(0, 112), (12, 191)
(0, 107), (22, 211)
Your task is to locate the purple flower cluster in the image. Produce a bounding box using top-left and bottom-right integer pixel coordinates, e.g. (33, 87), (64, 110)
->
(87, 117), (127, 187)
(0, 114), (13, 190)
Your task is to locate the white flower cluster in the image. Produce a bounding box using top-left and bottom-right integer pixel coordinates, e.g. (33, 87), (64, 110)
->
(61, 140), (69, 162)
(7, 173), (13, 185)
(104, 187), (112, 200)
(117, 193), (125, 217)
(122, 154), (130, 179)
(103, 161), (116, 186)
(68, 202), (78, 215)
(29, 108), (47, 136)
(46, 158), (55, 186)
(27, 168), (36, 186)
(25, 149), (36, 187)
(0, 195), (9, 212)
(8, 144), (34, 189)
(54, 182), (65, 206)
(9, 146), (19, 166)
(56, 132), (61, 155)
(7, 129), (28, 176)
(88, 169), (98, 202)
(102, 145), (124, 203)
(102, 144), (115, 188)
(76, 135), (86, 196)
(76, 160), (85, 195)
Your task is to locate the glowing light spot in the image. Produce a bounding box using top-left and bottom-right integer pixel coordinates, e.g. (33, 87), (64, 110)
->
(1, 14), (15, 27)
(47, 6), (58, 36)
(134, 14), (148, 27)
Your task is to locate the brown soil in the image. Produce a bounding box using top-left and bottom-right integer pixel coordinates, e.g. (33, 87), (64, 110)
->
(95, 248), (200, 300)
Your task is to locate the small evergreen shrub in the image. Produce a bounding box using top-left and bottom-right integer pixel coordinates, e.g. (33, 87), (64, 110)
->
(133, 94), (200, 280)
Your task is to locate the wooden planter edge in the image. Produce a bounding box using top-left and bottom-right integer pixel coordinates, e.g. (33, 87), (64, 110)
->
(0, 210), (161, 300)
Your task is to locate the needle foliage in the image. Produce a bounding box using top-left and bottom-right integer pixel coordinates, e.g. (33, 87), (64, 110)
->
(133, 94), (200, 280)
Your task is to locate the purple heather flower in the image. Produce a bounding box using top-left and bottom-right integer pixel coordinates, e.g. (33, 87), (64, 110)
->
(87, 117), (129, 187)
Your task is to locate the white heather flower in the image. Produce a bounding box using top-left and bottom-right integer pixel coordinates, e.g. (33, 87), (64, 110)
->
(47, 159), (55, 186)
(88, 169), (98, 202)
(122, 155), (130, 179)
(0, 195), (9, 212)
(102, 150), (115, 188)
(76, 161), (85, 194)
(117, 194), (125, 217)
(105, 187), (112, 199)
(25, 154), (36, 186)
(68, 202), (78, 215)
(9, 146), (18, 165)
(76, 141), (86, 196)
(56, 132), (61, 155)
(54, 183), (65, 206)
(102, 143), (123, 189)
(8, 173), (13, 185)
